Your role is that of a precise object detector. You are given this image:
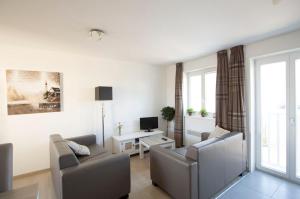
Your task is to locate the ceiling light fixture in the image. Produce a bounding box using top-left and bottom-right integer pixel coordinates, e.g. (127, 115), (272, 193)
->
(89, 29), (105, 41)
(272, 0), (282, 5)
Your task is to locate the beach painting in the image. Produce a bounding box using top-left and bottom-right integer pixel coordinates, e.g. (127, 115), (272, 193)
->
(6, 70), (61, 115)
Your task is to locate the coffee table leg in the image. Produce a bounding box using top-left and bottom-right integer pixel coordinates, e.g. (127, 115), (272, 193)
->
(139, 142), (144, 159)
(171, 142), (175, 149)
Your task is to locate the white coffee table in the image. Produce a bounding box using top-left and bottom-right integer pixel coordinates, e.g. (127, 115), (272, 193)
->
(139, 135), (175, 159)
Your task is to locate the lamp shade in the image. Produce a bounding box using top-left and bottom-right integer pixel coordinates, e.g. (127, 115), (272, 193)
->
(95, 86), (113, 101)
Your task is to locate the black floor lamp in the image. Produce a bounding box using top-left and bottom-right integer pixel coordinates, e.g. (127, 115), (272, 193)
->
(95, 86), (113, 148)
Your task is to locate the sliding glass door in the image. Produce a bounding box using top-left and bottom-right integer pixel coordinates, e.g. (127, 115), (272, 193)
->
(256, 51), (300, 182)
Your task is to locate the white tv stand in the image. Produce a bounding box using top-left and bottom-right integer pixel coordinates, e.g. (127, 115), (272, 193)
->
(112, 130), (164, 155)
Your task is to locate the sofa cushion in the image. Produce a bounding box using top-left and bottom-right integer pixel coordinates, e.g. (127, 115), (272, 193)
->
(208, 126), (230, 139)
(67, 141), (90, 156)
(77, 144), (110, 163)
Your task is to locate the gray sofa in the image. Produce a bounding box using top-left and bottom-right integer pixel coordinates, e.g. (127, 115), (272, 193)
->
(150, 132), (245, 199)
(50, 134), (131, 199)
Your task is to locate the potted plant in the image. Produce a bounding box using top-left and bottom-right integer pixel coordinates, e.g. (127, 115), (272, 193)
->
(187, 108), (194, 116)
(200, 108), (208, 117)
(161, 106), (175, 137)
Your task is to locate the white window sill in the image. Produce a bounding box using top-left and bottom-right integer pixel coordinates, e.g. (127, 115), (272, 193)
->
(184, 115), (215, 120)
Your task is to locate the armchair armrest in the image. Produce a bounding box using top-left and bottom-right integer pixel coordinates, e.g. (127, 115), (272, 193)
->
(150, 146), (198, 199)
(61, 153), (130, 199)
(66, 134), (96, 146)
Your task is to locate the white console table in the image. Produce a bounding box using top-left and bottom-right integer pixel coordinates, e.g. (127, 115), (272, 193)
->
(112, 130), (164, 155)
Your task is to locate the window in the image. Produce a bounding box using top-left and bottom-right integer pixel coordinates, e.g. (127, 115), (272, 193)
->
(189, 75), (202, 111)
(188, 68), (216, 113)
(205, 72), (216, 113)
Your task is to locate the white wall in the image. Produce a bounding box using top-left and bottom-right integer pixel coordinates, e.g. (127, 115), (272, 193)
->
(164, 28), (300, 171)
(0, 44), (165, 176)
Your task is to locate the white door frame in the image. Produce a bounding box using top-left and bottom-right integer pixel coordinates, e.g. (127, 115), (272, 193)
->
(255, 53), (290, 179)
(290, 51), (300, 183)
(255, 51), (300, 183)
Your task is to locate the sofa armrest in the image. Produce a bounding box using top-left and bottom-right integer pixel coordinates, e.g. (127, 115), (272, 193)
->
(0, 143), (13, 193)
(61, 154), (130, 199)
(150, 146), (198, 199)
(67, 134), (96, 146)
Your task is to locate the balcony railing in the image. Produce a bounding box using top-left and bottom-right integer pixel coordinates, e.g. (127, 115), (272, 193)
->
(261, 108), (300, 173)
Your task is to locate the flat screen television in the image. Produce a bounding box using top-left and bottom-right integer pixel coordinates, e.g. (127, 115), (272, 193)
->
(140, 117), (158, 132)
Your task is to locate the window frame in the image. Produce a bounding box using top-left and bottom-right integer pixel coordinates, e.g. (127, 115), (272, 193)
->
(187, 67), (217, 114)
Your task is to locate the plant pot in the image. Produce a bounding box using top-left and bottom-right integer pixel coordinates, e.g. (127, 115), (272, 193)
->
(188, 112), (192, 116)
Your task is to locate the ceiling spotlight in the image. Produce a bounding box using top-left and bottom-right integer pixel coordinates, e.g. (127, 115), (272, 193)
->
(89, 29), (105, 41)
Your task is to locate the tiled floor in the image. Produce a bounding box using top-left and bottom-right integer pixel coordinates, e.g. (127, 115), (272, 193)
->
(218, 171), (300, 199)
(14, 153), (300, 199)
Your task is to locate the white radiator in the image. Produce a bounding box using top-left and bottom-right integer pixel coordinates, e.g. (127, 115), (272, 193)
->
(184, 116), (215, 146)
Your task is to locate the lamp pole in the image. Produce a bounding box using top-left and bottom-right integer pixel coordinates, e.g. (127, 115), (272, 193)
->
(102, 103), (105, 148)
(95, 86), (112, 148)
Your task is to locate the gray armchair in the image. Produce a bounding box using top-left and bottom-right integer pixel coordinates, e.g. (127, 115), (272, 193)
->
(0, 143), (13, 193)
(50, 134), (131, 199)
(150, 132), (245, 199)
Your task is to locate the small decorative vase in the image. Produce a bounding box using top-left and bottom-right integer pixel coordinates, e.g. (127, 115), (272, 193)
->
(117, 122), (123, 136)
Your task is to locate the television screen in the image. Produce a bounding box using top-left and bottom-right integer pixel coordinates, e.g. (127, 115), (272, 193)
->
(140, 117), (158, 132)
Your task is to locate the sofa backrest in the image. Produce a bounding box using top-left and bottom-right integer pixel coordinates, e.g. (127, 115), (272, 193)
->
(185, 132), (243, 199)
(66, 134), (96, 146)
(185, 137), (221, 160)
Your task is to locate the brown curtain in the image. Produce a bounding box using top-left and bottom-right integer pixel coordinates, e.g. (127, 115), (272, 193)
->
(174, 62), (183, 147)
(228, 45), (246, 136)
(215, 50), (229, 129)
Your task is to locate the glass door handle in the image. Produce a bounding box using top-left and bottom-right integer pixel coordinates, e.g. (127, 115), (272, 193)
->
(290, 118), (295, 126)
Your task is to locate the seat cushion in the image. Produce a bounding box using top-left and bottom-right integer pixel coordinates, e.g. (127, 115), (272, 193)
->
(77, 144), (110, 163)
(172, 147), (187, 156)
(208, 126), (230, 139)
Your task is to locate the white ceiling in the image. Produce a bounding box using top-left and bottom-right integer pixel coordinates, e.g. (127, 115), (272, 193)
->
(0, 0), (300, 65)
